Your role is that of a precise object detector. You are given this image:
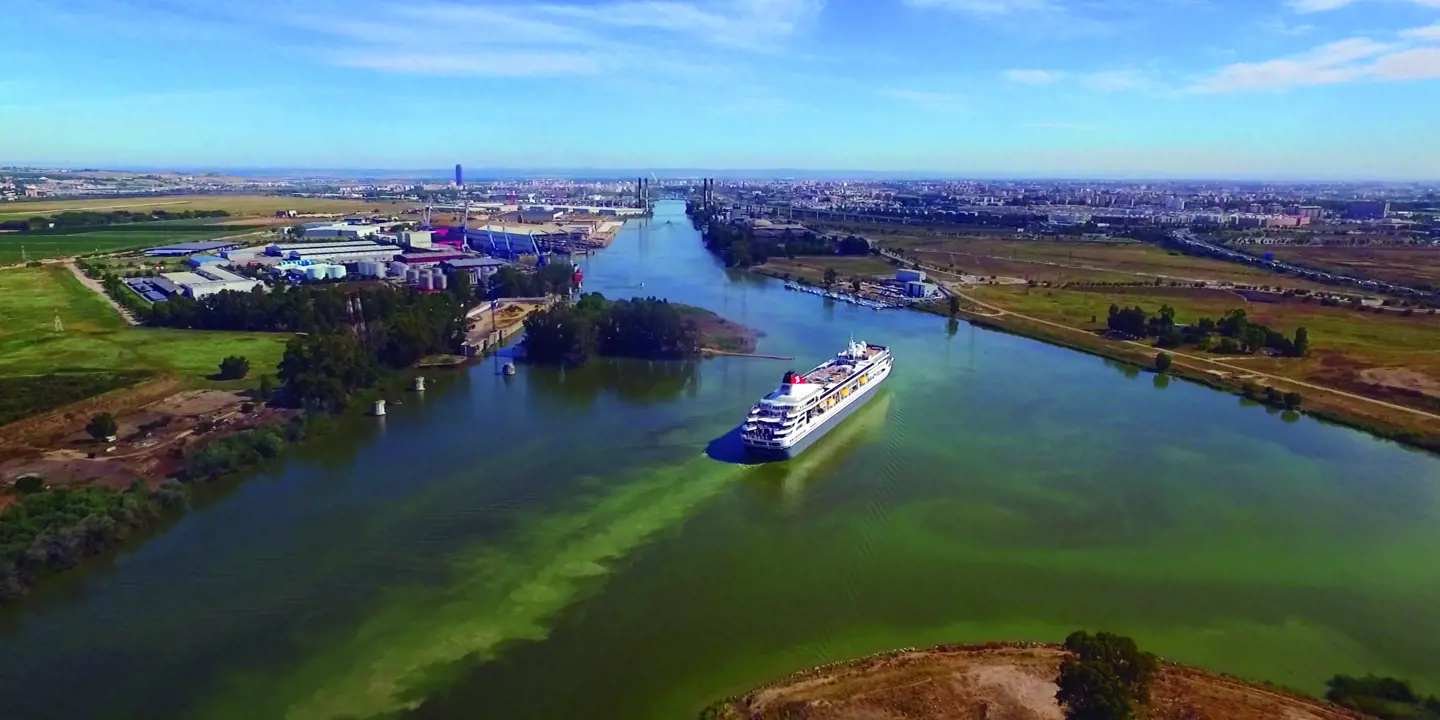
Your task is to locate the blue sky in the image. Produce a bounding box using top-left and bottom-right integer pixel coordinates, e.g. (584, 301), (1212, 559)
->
(4, 0), (1439, 178)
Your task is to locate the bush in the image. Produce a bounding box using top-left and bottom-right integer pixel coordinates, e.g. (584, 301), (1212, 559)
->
(85, 412), (118, 441)
(1283, 392), (1303, 410)
(1154, 352), (1172, 374)
(218, 355), (251, 380)
(13, 475), (44, 494)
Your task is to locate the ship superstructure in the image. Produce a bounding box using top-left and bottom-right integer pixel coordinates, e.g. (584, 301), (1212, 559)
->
(742, 340), (892, 459)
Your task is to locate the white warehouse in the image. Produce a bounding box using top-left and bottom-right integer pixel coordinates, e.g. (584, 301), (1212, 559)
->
(160, 266), (264, 299)
(265, 240), (400, 264)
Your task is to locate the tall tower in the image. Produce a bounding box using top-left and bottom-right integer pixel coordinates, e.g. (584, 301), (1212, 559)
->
(455, 164), (464, 187)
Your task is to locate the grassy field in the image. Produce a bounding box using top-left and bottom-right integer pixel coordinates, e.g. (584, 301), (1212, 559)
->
(0, 194), (412, 220)
(759, 256), (898, 285)
(0, 228), (270, 264)
(1264, 245), (1440, 289)
(969, 283), (1440, 406)
(877, 234), (1336, 290)
(0, 266), (290, 412)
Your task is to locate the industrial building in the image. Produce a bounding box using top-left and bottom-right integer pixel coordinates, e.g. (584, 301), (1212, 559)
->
(905, 280), (939, 298)
(896, 269), (927, 284)
(159, 266), (264, 299)
(186, 254), (225, 267)
(467, 223), (588, 257)
(398, 230), (433, 249)
(442, 257), (509, 284)
(265, 240), (399, 264)
(395, 250), (473, 266)
(144, 239), (249, 257)
(302, 222), (381, 239)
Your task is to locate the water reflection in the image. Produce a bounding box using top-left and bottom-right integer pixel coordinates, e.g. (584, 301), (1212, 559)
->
(1103, 358), (1141, 379)
(526, 358), (699, 407)
(1153, 374), (1170, 390)
(746, 392), (893, 511)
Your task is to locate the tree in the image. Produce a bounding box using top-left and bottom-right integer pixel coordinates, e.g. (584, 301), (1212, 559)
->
(823, 267), (838, 288)
(1283, 391), (1303, 410)
(850, 277), (862, 294)
(257, 374), (274, 401)
(948, 295), (961, 317)
(218, 355), (250, 380)
(86, 413), (118, 441)
(1055, 631), (1158, 720)
(1155, 352), (1172, 374)
(1293, 326), (1310, 357)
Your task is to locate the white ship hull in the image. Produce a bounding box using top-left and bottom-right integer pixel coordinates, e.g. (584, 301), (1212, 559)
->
(742, 341), (893, 461)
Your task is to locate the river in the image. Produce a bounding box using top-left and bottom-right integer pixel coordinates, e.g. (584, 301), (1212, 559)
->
(2, 200), (1438, 719)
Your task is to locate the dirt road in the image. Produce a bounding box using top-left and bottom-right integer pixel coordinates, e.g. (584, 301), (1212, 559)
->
(67, 260), (139, 325)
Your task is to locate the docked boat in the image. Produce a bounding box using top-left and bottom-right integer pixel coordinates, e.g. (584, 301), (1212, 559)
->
(742, 340), (893, 460)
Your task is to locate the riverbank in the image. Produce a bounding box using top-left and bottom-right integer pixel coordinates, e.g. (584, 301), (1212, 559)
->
(755, 247), (1440, 455)
(907, 298), (1440, 455)
(677, 303), (759, 354)
(704, 642), (1364, 720)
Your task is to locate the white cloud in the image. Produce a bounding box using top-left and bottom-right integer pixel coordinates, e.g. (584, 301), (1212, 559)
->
(1259, 19), (1317, 36)
(1004, 69), (1062, 84)
(879, 88), (965, 110)
(1004, 67), (1157, 92)
(329, 51), (607, 77)
(535, 0), (824, 48)
(1369, 47), (1440, 79)
(1402, 24), (1440, 41)
(1082, 69), (1156, 92)
(1289, 0), (1440, 12)
(903, 0), (1056, 13)
(1188, 35), (1440, 93)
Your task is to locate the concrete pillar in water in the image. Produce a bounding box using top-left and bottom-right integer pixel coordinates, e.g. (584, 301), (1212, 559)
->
(412, 376), (426, 392)
(371, 399), (387, 416)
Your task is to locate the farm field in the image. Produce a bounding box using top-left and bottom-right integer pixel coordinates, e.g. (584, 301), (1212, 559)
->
(0, 266), (290, 421)
(883, 234), (1335, 290)
(1265, 245), (1440, 289)
(0, 194), (413, 220)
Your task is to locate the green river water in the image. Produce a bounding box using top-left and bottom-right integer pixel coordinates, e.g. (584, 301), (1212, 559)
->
(1, 201), (1438, 719)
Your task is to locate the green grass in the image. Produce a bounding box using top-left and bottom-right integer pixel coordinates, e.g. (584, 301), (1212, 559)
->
(971, 284), (1440, 381)
(0, 194), (412, 220)
(0, 266), (290, 385)
(0, 228), (258, 264)
(0, 372), (155, 426)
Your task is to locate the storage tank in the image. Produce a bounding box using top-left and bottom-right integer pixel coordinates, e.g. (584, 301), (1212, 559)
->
(305, 265), (328, 280)
(390, 261), (407, 277)
(434, 270), (448, 290)
(406, 267), (421, 284)
(418, 273), (434, 291)
(327, 265), (346, 280)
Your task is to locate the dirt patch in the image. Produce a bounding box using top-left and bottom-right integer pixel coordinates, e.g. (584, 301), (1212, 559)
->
(1360, 367), (1440, 400)
(0, 389), (295, 498)
(713, 644), (1362, 720)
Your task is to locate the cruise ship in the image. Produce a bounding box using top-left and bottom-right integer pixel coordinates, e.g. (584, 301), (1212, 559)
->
(742, 340), (893, 460)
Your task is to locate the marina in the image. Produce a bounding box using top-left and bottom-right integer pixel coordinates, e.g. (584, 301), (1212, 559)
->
(783, 281), (904, 309)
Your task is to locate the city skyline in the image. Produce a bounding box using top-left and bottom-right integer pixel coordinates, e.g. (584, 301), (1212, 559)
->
(4, 0), (1440, 178)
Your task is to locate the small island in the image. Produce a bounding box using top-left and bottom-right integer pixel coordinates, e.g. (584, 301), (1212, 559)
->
(522, 293), (756, 365)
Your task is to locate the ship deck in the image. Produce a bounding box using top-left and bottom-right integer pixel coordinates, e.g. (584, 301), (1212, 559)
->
(802, 346), (886, 386)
